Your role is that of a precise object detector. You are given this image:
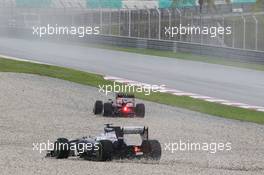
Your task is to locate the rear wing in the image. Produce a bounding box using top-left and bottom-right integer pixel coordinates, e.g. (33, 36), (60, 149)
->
(116, 93), (135, 98)
(104, 124), (149, 140)
(122, 126), (146, 134)
(122, 126), (149, 140)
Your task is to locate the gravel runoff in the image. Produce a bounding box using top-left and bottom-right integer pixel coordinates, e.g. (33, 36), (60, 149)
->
(0, 73), (264, 175)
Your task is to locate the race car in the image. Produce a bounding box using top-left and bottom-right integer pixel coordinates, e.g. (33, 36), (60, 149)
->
(46, 124), (161, 161)
(93, 93), (145, 117)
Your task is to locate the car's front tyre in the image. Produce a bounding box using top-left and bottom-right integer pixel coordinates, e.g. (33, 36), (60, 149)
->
(52, 138), (70, 159)
(93, 100), (103, 115)
(103, 103), (112, 117)
(135, 103), (145, 118)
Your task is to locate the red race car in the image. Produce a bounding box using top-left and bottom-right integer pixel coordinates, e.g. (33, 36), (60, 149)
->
(93, 93), (145, 117)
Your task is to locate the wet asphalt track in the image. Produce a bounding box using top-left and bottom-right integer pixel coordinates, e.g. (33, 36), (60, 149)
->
(0, 37), (264, 107)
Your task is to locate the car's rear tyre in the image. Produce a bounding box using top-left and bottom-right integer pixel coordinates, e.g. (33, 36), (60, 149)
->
(95, 140), (113, 161)
(135, 103), (145, 118)
(53, 138), (70, 159)
(93, 100), (103, 115)
(103, 103), (112, 117)
(141, 140), (161, 160)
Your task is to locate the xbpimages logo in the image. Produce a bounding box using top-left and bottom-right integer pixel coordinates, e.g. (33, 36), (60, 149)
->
(164, 140), (232, 154)
(99, 81), (166, 96)
(33, 24), (100, 38)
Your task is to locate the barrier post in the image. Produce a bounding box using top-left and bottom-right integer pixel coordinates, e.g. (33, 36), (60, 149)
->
(100, 8), (103, 34)
(176, 8), (181, 41)
(118, 8), (121, 36)
(156, 8), (161, 40)
(167, 9), (171, 40)
(232, 17), (235, 48)
(144, 6), (151, 39)
(241, 15), (246, 49)
(253, 15), (258, 50)
(222, 15), (225, 46)
(109, 8), (112, 35)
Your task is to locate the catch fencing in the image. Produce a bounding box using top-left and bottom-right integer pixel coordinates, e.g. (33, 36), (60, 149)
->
(0, 5), (264, 61)
(1, 6), (263, 52)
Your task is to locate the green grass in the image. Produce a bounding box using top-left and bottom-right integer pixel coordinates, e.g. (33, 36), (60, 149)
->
(95, 45), (264, 72)
(0, 57), (263, 124)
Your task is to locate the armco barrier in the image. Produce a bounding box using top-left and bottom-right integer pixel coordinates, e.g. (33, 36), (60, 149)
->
(85, 35), (264, 63)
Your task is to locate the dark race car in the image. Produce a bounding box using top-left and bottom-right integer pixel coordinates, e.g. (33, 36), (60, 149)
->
(46, 124), (161, 161)
(93, 93), (145, 117)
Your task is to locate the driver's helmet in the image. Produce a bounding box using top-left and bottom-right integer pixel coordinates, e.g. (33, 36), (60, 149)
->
(116, 97), (122, 104)
(104, 127), (115, 133)
(122, 98), (129, 104)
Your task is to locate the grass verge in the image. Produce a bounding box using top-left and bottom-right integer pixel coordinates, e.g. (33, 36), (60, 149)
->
(0, 57), (263, 124)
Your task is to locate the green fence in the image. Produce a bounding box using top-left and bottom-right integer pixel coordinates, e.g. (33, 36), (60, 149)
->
(159, 0), (172, 8)
(15, 0), (257, 9)
(232, 0), (256, 3)
(16, 0), (51, 7)
(86, 0), (122, 9)
(172, 0), (196, 8)
(159, 0), (256, 8)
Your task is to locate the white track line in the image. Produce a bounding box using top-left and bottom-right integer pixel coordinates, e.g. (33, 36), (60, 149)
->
(104, 75), (264, 112)
(160, 89), (183, 93)
(0, 54), (50, 65)
(173, 92), (197, 96)
(190, 95), (212, 99)
(255, 108), (264, 112)
(205, 99), (228, 103)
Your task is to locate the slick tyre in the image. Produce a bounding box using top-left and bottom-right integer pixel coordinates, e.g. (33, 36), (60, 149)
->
(53, 138), (70, 159)
(141, 140), (161, 160)
(135, 103), (145, 118)
(95, 140), (113, 161)
(103, 103), (112, 117)
(93, 100), (103, 115)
